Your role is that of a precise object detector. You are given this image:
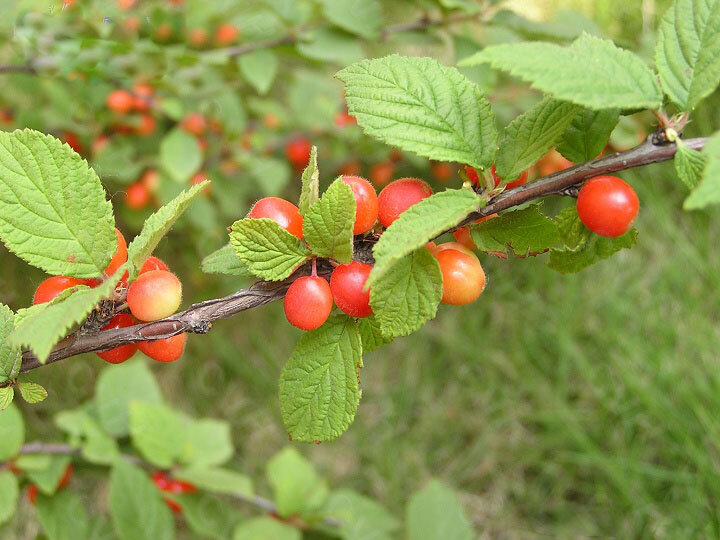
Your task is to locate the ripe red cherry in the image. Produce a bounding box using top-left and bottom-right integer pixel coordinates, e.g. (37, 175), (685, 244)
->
(340, 176), (378, 235)
(188, 28), (209, 47)
(538, 149), (573, 176)
(105, 228), (128, 278)
(432, 246), (486, 306)
(190, 172), (211, 195)
(152, 471), (195, 513)
(248, 197), (304, 240)
(284, 276), (333, 331)
(491, 165), (528, 190)
(428, 241), (475, 257)
(452, 214), (499, 251)
(107, 90), (134, 114)
(377, 178), (433, 228)
(334, 112), (356, 127)
(140, 256), (169, 274)
(285, 139), (312, 169)
(127, 270), (182, 321)
(96, 314), (138, 364)
(215, 24), (239, 45)
(181, 113), (207, 136)
(431, 162), (454, 182)
(57, 464), (73, 490)
(140, 169), (160, 192)
(576, 176), (639, 238)
(33, 276), (92, 305)
(329, 262), (373, 318)
(135, 113), (156, 136)
(369, 161), (395, 187)
(27, 485), (38, 505)
(125, 182), (151, 210)
(138, 333), (187, 363)
(131, 83), (153, 111)
(62, 131), (83, 155)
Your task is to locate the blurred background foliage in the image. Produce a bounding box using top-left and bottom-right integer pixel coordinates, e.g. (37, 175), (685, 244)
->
(2, 0), (720, 537)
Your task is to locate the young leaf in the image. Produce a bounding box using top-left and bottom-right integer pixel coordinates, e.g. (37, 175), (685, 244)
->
(369, 189), (482, 289)
(407, 480), (475, 540)
(0, 304), (21, 382)
(238, 49), (279, 95)
(469, 206), (561, 255)
(0, 387), (13, 412)
(36, 490), (90, 540)
(0, 471), (18, 527)
(160, 128), (202, 182)
(655, 0), (720, 110)
(460, 33), (663, 110)
(110, 460), (175, 540)
(180, 418), (233, 468)
(298, 146), (319, 216)
(178, 493), (241, 540)
(337, 55), (498, 168)
(233, 517), (301, 540)
(279, 316), (362, 443)
(684, 132), (720, 209)
(26, 456), (70, 495)
(319, 0), (381, 39)
(325, 489), (400, 540)
(54, 408), (120, 465)
(303, 178), (356, 263)
(129, 402), (187, 468)
(230, 218), (311, 281)
(0, 404), (24, 460)
(358, 316), (394, 353)
(370, 249), (442, 338)
(0, 129), (116, 278)
(266, 447), (329, 518)
(126, 182), (209, 280)
(18, 381), (47, 404)
(494, 98), (580, 182)
(174, 467), (253, 497)
(556, 108), (620, 163)
(9, 266), (125, 363)
(201, 243), (253, 277)
(675, 139), (707, 190)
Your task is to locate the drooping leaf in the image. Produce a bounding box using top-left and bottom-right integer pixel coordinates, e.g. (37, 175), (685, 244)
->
(160, 128), (202, 182)
(174, 467), (253, 497)
(233, 517), (301, 540)
(358, 316), (394, 354)
(675, 138), (707, 190)
(0, 471), (18, 526)
(655, 0), (720, 110)
(325, 489), (400, 540)
(460, 33), (663, 110)
(265, 447), (329, 518)
(178, 493), (242, 540)
(337, 55), (497, 168)
(279, 316), (362, 443)
(238, 49), (279, 95)
(318, 0), (381, 39)
(36, 490), (90, 540)
(298, 146), (319, 216)
(556, 108), (620, 163)
(684, 133), (720, 209)
(469, 206), (561, 255)
(303, 178), (356, 263)
(230, 218), (311, 281)
(0, 404), (24, 460)
(407, 480), (475, 540)
(201, 243), (253, 277)
(18, 381), (47, 403)
(0, 303), (21, 382)
(0, 129), (116, 278)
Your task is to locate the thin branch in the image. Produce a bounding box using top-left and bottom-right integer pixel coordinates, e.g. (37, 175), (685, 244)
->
(0, 65), (36, 74)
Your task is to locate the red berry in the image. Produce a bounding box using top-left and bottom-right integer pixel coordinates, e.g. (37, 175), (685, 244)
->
(152, 471), (194, 513)
(491, 165), (528, 190)
(96, 314), (137, 364)
(57, 464), (73, 490)
(432, 246), (486, 306)
(138, 333), (187, 363)
(131, 83), (153, 111)
(338, 160), (361, 177)
(105, 228), (128, 278)
(340, 176), (378, 235)
(248, 197), (304, 240)
(135, 113), (156, 136)
(431, 162), (454, 182)
(369, 161), (394, 187)
(538, 149), (573, 176)
(215, 24), (239, 45)
(125, 182), (151, 210)
(62, 131), (83, 155)
(463, 166), (480, 185)
(127, 270), (182, 321)
(140, 256), (169, 274)
(377, 178), (433, 228)
(284, 276), (333, 331)
(181, 113), (207, 136)
(576, 176), (639, 238)
(428, 241), (475, 257)
(107, 90), (134, 114)
(190, 172), (211, 195)
(451, 214), (498, 251)
(334, 112), (356, 127)
(329, 262), (373, 318)
(92, 134), (110, 155)
(140, 169), (160, 192)
(285, 139), (312, 169)
(188, 28), (209, 47)
(27, 485), (38, 505)
(33, 276), (92, 305)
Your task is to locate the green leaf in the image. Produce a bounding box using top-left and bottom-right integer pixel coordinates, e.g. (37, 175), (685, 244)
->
(279, 316), (362, 443)
(36, 490), (90, 540)
(26, 456), (70, 495)
(230, 218), (311, 281)
(174, 467), (253, 497)
(318, 0), (381, 39)
(0, 387), (13, 412)
(55, 408), (120, 465)
(298, 146), (319, 216)
(213, 92), (247, 135)
(325, 489), (399, 540)
(655, 0), (720, 110)
(18, 381), (47, 403)
(95, 359), (164, 437)
(684, 133), (720, 209)
(179, 493), (242, 540)
(460, 33), (663, 110)
(91, 138), (142, 186)
(337, 55), (497, 168)
(126, 182), (208, 280)
(180, 418), (233, 468)
(547, 207), (638, 273)
(238, 49), (278, 95)
(370, 249), (442, 338)
(233, 517), (301, 540)
(201, 244), (253, 277)
(109, 460), (175, 540)
(9, 266), (124, 363)
(469, 206), (561, 255)
(675, 138), (707, 190)
(495, 98), (580, 182)
(0, 129), (116, 278)
(303, 178), (356, 263)
(266, 447), (329, 518)
(160, 128), (202, 182)
(297, 29), (365, 64)
(357, 316), (393, 353)
(0, 471), (18, 526)
(556, 108), (620, 163)
(369, 189), (482, 289)
(249, 156), (292, 197)
(407, 480), (475, 540)
(0, 403), (24, 460)
(0, 304), (21, 382)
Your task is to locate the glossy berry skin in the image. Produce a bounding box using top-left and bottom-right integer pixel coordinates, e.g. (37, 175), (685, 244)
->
(377, 178), (433, 228)
(215, 24), (239, 45)
(106, 90), (134, 114)
(96, 314), (137, 364)
(284, 276), (333, 331)
(428, 241), (475, 257)
(248, 197), (304, 240)
(490, 165), (528, 190)
(140, 256), (169, 274)
(33, 276), (92, 305)
(138, 333), (187, 363)
(329, 262), (373, 318)
(433, 247), (486, 306)
(341, 176), (378, 235)
(285, 139), (312, 169)
(125, 182), (151, 210)
(105, 229), (128, 285)
(577, 176), (639, 238)
(181, 113), (207, 136)
(127, 270), (182, 321)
